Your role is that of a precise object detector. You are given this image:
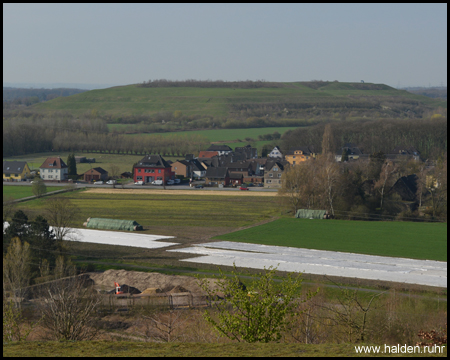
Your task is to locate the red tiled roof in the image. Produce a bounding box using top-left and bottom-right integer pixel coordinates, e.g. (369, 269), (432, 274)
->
(39, 157), (68, 169)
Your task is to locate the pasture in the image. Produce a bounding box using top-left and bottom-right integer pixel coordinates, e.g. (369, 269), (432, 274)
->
(3, 185), (67, 200)
(2, 152), (180, 178)
(213, 218), (447, 262)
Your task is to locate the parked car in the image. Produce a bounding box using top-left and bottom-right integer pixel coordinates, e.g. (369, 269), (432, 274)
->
(239, 186), (249, 190)
(246, 183), (254, 187)
(174, 178), (181, 184)
(257, 183), (264, 187)
(134, 180), (144, 185)
(166, 180), (175, 185)
(106, 180), (116, 185)
(195, 184), (204, 189)
(94, 181), (104, 185)
(151, 180), (163, 186)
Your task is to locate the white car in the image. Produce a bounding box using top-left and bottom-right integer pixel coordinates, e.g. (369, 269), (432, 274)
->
(174, 179), (181, 184)
(134, 181), (144, 185)
(166, 180), (174, 185)
(106, 180), (116, 185)
(94, 181), (103, 185)
(151, 180), (163, 186)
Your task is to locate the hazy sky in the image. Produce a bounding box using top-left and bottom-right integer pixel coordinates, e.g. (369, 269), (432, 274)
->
(3, 3), (447, 88)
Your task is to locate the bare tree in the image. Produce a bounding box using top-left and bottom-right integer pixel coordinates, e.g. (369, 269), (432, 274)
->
(38, 275), (101, 341)
(319, 158), (341, 217)
(3, 237), (31, 309)
(43, 197), (80, 246)
(108, 163), (120, 180)
(138, 306), (188, 342)
(374, 160), (398, 211)
(31, 177), (47, 198)
(3, 195), (16, 223)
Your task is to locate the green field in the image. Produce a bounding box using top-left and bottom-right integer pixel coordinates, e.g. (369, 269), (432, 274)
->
(2, 152), (182, 178)
(214, 218), (447, 261)
(4, 341), (445, 357)
(3, 185), (67, 200)
(108, 126), (298, 143)
(32, 81), (444, 118)
(13, 191), (280, 230)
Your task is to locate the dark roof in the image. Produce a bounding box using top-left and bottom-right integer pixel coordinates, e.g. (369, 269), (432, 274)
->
(206, 144), (233, 152)
(229, 173), (243, 179)
(39, 157), (68, 169)
(235, 145), (257, 159)
(336, 146), (363, 156)
(3, 161), (28, 173)
(136, 154), (171, 168)
(265, 160), (287, 172)
(205, 167), (229, 179)
(388, 174), (419, 202)
(92, 167), (108, 174)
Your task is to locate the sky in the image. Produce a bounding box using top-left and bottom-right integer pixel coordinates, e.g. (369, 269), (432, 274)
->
(3, 3), (447, 89)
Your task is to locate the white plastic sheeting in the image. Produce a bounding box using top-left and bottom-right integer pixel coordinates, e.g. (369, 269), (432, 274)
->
(169, 241), (447, 288)
(4, 222), (177, 249)
(61, 228), (177, 249)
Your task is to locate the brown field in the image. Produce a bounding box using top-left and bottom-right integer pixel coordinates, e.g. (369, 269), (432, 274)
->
(85, 188), (278, 196)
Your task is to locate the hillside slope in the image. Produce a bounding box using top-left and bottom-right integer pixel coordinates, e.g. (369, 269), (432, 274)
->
(32, 81), (445, 119)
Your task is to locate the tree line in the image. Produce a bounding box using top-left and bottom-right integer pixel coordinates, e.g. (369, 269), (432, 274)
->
(281, 117), (448, 160)
(139, 79), (285, 89)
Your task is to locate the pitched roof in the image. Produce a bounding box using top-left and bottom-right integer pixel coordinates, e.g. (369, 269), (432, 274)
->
(90, 167), (108, 174)
(205, 167), (229, 179)
(286, 145), (315, 156)
(136, 154), (171, 168)
(388, 174), (419, 202)
(39, 157), (68, 169)
(265, 160), (287, 172)
(206, 144), (233, 152)
(3, 161), (28, 173)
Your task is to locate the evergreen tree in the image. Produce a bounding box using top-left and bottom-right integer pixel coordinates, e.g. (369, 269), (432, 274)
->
(67, 153), (77, 180)
(29, 215), (57, 271)
(4, 210), (29, 252)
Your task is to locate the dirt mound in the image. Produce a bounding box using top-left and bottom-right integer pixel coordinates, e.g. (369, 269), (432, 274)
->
(141, 287), (162, 295)
(168, 285), (190, 294)
(88, 269), (219, 295)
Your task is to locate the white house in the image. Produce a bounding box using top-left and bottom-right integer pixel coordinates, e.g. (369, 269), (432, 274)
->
(39, 157), (69, 181)
(268, 146), (283, 159)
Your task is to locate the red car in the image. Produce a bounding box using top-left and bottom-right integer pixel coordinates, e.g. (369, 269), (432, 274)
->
(239, 186), (249, 190)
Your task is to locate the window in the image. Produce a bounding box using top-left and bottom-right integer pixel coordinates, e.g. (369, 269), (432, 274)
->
(158, 170), (161, 173)
(42, 175), (45, 178)
(145, 169), (149, 173)
(273, 167), (278, 171)
(293, 156), (296, 159)
(150, 169), (155, 173)
(278, 173), (281, 178)
(138, 169), (141, 173)
(269, 173), (273, 177)
(293, 161), (296, 165)
(15, 174), (19, 176)
(266, 179), (271, 183)
(157, 177), (162, 180)
(5, 173), (10, 177)
(48, 175), (53, 179)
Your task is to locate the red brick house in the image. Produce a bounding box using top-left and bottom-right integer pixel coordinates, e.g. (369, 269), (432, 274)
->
(134, 154), (175, 184)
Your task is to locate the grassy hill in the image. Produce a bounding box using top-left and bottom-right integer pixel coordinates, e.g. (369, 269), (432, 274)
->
(32, 81), (446, 119)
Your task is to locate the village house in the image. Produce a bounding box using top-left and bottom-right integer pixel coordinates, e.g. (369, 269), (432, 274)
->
(171, 160), (192, 178)
(335, 143), (368, 162)
(39, 157), (68, 181)
(134, 154), (175, 184)
(83, 167), (109, 182)
(285, 146), (316, 165)
(199, 144), (233, 159)
(205, 167), (230, 187)
(264, 160), (288, 188)
(3, 161), (31, 181)
(235, 144), (258, 159)
(386, 146), (421, 162)
(268, 146), (283, 159)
